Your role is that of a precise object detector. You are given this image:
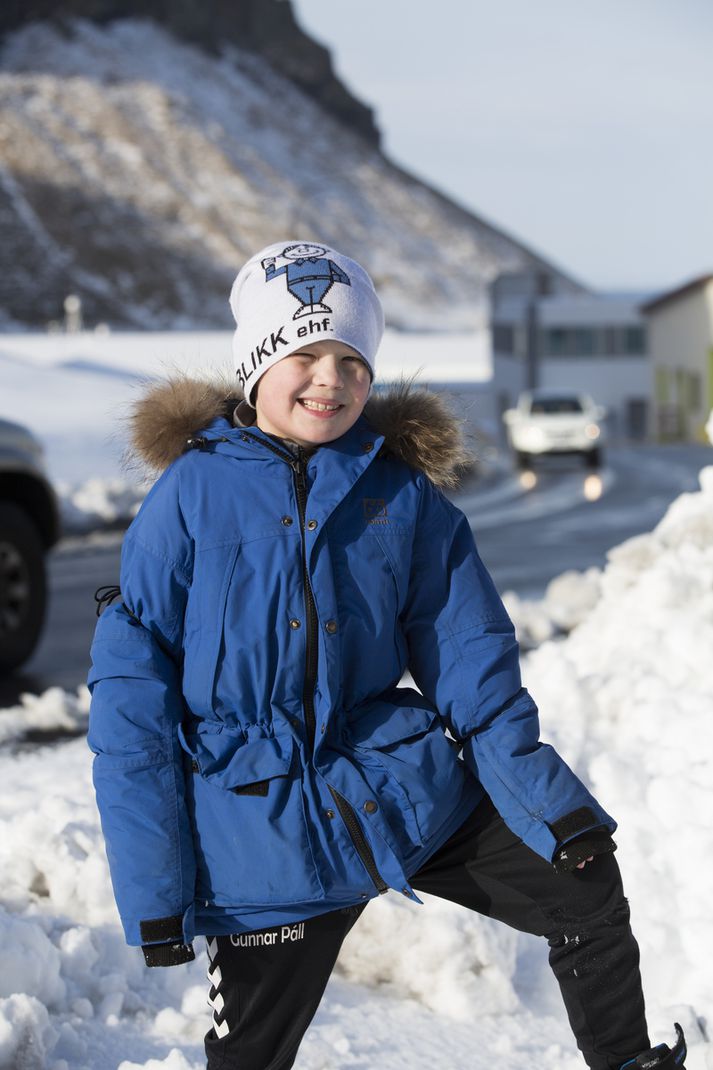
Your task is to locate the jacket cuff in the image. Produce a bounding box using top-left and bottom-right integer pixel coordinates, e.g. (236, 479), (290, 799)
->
(140, 914), (184, 944)
(548, 806), (603, 843)
(142, 941), (195, 967)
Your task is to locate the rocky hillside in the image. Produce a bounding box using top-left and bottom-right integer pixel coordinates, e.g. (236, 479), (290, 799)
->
(0, 0), (380, 144)
(0, 10), (582, 330)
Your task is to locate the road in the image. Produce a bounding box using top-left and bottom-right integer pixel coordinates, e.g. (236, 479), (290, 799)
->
(469, 443), (711, 596)
(1, 442), (710, 706)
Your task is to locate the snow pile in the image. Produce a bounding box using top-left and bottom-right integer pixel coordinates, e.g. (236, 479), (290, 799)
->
(0, 739), (534, 1070)
(336, 891), (518, 1020)
(523, 464), (713, 1022)
(503, 566), (602, 648)
(57, 477), (146, 533)
(0, 686), (89, 746)
(0, 740), (210, 1069)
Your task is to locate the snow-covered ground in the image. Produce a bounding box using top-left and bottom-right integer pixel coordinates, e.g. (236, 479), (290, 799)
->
(1, 334), (711, 1068)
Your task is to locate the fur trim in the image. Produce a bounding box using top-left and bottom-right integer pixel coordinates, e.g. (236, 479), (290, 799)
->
(123, 373), (238, 477)
(124, 374), (472, 488)
(364, 379), (471, 489)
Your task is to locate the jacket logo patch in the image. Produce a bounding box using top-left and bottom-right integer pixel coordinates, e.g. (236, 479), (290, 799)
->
(363, 498), (388, 524)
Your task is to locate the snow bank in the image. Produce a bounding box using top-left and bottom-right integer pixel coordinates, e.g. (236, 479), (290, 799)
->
(0, 686), (89, 746)
(503, 566), (602, 648)
(0, 738), (536, 1070)
(522, 464), (713, 1025)
(57, 477), (147, 534)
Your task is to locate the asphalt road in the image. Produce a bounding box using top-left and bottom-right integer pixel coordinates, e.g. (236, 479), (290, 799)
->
(1, 442), (710, 706)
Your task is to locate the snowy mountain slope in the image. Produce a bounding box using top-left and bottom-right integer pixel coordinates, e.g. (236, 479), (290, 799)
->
(0, 17), (582, 330)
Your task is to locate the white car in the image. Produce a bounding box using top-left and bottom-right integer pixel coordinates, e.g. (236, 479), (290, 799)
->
(503, 391), (606, 469)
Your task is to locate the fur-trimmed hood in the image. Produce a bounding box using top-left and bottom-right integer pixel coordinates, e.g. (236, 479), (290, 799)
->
(126, 375), (472, 488)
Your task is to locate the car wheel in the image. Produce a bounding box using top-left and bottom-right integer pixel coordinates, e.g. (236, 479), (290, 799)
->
(584, 447), (602, 469)
(0, 502), (48, 674)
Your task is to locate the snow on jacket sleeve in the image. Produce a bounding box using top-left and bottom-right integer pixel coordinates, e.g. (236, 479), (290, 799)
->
(87, 464), (197, 947)
(402, 476), (615, 864)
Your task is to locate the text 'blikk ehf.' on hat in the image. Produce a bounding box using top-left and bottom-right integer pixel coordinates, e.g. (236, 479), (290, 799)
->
(229, 241), (385, 405)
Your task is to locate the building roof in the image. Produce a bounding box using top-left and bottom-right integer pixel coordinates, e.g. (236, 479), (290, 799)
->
(640, 273), (713, 314)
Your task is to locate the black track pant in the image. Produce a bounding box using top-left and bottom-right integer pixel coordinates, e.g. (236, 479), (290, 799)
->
(204, 797), (650, 1070)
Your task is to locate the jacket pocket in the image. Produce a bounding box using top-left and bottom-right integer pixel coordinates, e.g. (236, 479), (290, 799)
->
(180, 725), (325, 908)
(344, 688), (466, 848)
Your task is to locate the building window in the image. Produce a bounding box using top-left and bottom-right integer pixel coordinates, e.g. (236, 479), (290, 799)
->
(573, 328), (596, 356)
(623, 326), (646, 354)
(493, 324), (515, 354)
(687, 372), (702, 411)
(655, 367), (669, 403)
(603, 327), (618, 355)
(544, 328), (568, 356)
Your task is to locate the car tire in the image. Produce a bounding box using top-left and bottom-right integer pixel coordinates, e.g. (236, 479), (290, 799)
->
(0, 502), (48, 674)
(585, 447), (602, 469)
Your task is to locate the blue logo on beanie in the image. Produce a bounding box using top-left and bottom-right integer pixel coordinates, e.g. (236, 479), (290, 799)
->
(260, 243), (352, 321)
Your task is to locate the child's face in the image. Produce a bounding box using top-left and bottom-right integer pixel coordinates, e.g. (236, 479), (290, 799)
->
(254, 341), (371, 447)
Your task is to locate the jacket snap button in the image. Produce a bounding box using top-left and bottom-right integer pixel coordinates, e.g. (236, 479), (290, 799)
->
(363, 800), (378, 814)
(281, 515), (293, 526)
(326, 809), (335, 819)
(289, 618), (301, 629)
(307, 519), (318, 530)
(325, 619), (338, 634)
(363, 441), (374, 452)
(290, 717), (300, 728)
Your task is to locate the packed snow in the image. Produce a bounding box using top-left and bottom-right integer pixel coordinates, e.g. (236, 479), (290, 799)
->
(1, 459), (712, 1067)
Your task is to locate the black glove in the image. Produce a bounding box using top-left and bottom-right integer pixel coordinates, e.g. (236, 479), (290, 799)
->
(142, 941), (196, 967)
(554, 828), (617, 873)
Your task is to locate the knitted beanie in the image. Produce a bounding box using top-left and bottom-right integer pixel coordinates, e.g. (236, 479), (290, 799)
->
(229, 241), (385, 404)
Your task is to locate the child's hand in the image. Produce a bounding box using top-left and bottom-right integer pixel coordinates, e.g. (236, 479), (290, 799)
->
(554, 829), (616, 873)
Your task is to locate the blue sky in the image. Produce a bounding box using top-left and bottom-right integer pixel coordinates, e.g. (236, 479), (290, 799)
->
(293, 0), (712, 294)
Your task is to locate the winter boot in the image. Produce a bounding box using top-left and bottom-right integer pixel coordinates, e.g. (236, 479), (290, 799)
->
(620, 1023), (686, 1069)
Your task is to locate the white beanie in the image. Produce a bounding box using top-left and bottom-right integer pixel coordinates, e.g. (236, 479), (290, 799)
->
(229, 240), (385, 405)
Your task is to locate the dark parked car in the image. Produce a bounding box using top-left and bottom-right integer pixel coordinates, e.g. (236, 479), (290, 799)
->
(0, 418), (60, 673)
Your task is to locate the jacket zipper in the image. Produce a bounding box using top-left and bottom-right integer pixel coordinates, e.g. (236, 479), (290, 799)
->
(328, 785), (389, 894)
(290, 448), (319, 752)
(239, 430), (388, 895)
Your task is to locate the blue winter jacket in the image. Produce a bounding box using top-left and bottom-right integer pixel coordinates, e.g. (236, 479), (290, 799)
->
(87, 379), (615, 955)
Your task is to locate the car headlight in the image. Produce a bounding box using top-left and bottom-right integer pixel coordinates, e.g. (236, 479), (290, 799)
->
(522, 427), (547, 448)
(584, 423), (600, 441)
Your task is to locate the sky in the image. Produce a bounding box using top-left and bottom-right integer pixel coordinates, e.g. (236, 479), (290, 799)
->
(293, 0), (713, 294)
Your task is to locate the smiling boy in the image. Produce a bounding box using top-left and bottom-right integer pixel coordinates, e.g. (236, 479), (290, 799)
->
(88, 241), (686, 1070)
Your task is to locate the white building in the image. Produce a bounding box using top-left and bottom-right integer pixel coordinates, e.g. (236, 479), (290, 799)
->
(640, 274), (713, 442)
(491, 271), (651, 441)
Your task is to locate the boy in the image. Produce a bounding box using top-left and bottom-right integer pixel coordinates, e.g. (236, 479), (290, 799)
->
(88, 241), (686, 1069)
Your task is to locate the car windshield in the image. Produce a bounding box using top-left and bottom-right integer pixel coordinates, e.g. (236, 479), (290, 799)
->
(530, 397), (583, 414)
